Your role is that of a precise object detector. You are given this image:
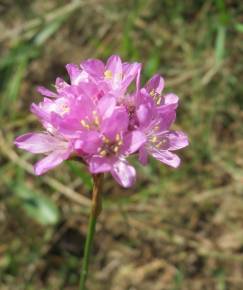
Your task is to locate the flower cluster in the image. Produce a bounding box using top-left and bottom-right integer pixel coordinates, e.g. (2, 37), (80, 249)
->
(15, 55), (188, 187)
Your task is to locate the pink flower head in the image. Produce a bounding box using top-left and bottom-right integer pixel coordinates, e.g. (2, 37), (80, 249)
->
(15, 55), (188, 187)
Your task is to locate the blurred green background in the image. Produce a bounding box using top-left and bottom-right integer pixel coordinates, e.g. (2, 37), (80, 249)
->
(0, 0), (243, 289)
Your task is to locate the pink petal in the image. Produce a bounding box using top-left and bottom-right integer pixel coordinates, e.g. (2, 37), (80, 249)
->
(75, 132), (102, 154)
(15, 133), (66, 153)
(34, 150), (70, 175)
(30, 97), (57, 119)
(66, 64), (90, 85)
(66, 64), (82, 85)
(158, 93), (179, 111)
(30, 103), (49, 120)
(122, 62), (142, 90)
(71, 91), (95, 121)
(163, 131), (189, 151)
(89, 156), (112, 173)
(164, 93), (179, 105)
(159, 110), (176, 131)
(106, 55), (122, 74)
(123, 130), (146, 155)
(101, 108), (128, 139)
(37, 86), (57, 98)
(81, 59), (105, 77)
(55, 77), (69, 94)
(106, 55), (122, 89)
(111, 160), (136, 188)
(139, 146), (148, 165)
(151, 149), (181, 168)
(145, 74), (165, 95)
(136, 104), (151, 126)
(135, 63), (142, 92)
(97, 95), (116, 119)
(77, 82), (100, 102)
(31, 103), (56, 133)
(53, 116), (82, 138)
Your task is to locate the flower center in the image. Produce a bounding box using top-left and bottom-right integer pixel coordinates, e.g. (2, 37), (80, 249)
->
(80, 110), (100, 130)
(98, 133), (123, 157)
(149, 134), (168, 149)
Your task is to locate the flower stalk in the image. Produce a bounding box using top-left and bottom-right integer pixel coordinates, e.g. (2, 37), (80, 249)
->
(79, 173), (103, 290)
(14, 54), (189, 289)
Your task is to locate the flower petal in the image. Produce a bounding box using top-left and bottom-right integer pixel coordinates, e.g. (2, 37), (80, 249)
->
(55, 77), (69, 94)
(139, 146), (149, 165)
(151, 149), (181, 168)
(145, 74), (165, 95)
(123, 130), (146, 155)
(75, 82), (101, 103)
(66, 63), (84, 85)
(75, 132), (102, 154)
(106, 55), (122, 89)
(37, 86), (57, 98)
(30, 102), (50, 121)
(162, 131), (189, 151)
(136, 104), (152, 126)
(15, 133), (66, 153)
(89, 156), (112, 173)
(101, 108), (128, 139)
(97, 95), (116, 119)
(81, 59), (105, 77)
(164, 93), (179, 106)
(34, 150), (70, 175)
(159, 110), (176, 131)
(106, 55), (122, 75)
(122, 62), (142, 90)
(111, 159), (136, 188)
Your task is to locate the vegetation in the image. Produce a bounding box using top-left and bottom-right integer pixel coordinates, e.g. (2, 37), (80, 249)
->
(0, 1), (243, 289)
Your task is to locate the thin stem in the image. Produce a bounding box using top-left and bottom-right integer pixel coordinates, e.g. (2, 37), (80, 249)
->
(79, 174), (103, 290)
(79, 211), (97, 290)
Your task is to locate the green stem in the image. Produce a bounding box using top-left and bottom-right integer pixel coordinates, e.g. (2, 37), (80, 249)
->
(79, 174), (103, 290)
(79, 210), (97, 290)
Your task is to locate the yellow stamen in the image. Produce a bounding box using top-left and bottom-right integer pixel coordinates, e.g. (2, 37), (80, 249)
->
(113, 146), (119, 153)
(99, 150), (107, 157)
(156, 142), (162, 148)
(94, 117), (100, 126)
(151, 136), (157, 143)
(115, 133), (121, 142)
(80, 120), (90, 129)
(156, 96), (162, 105)
(150, 89), (156, 97)
(102, 136), (110, 143)
(104, 70), (112, 79)
(156, 140), (166, 148)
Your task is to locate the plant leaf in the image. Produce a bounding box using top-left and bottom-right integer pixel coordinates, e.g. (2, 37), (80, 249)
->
(14, 184), (60, 225)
